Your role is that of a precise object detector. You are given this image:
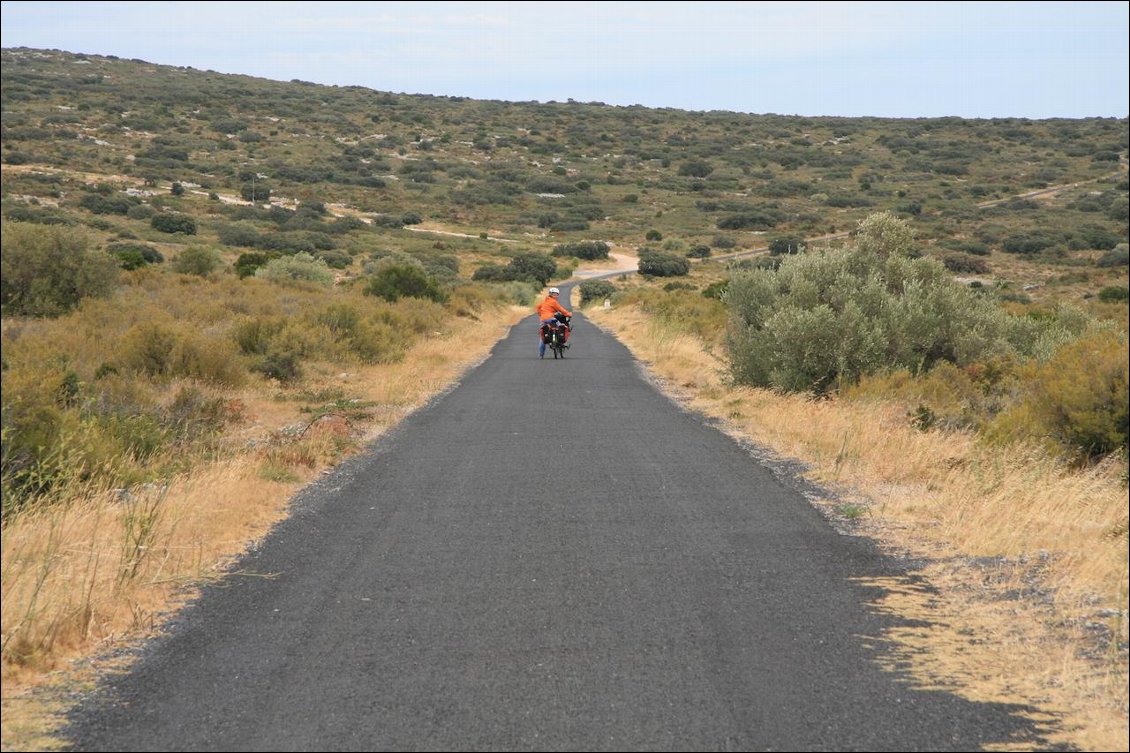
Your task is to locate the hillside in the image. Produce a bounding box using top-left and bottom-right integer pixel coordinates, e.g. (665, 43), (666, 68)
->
(2, 46), (1127, 307)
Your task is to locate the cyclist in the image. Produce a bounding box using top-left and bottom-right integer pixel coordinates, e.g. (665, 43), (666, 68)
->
(536, 287), (571, 358)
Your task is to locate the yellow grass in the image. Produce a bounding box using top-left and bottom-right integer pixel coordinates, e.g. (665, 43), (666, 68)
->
(0, 304), (528, 749)
(588, 302), (1129, 752)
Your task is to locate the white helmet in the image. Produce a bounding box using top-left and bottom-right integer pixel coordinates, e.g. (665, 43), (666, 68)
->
(549, 287), (560, 295)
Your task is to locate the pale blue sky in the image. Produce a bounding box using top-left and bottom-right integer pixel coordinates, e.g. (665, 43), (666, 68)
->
(2, 1), (1127, 118)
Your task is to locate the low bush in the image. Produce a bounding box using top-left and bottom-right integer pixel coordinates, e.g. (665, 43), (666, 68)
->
(120, 320), (245, 384)
(471, 264), (509, 282)
(1096, 245), (1129, 268)
(482, 280), (539, 306)
(943, 254), (991, 274)
(1, 221), (118, 317)
(234, 251), (274, 279)
(78, 193), (137, 215)
(638, 250), (690, 277)
(1097, 286), (1129, 303)
(509, 254), (558, 286)
(172, 246), (222, 277)
(107, 242), (164, 270)
(151, 213), (197, 235)
(578, 279), (617, 305)
(616, 287), (728, 346)
(365, 263), (448, 303)
(255, 252), (335, 285)
(768, 238), (806, 256)
(553, 241), (610, 260)
(725, 213), (1085, 393)
(986, 331), (1128, 462)
(717, 208), (784, 230)
(701, 281), (728, 300)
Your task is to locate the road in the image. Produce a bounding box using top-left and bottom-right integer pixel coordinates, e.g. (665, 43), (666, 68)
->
(976, 162), (1127, 208)
(64, 287), (1048, 751)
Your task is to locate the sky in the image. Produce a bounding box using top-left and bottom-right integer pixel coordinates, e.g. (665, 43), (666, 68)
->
(2, 1), (1127, 119)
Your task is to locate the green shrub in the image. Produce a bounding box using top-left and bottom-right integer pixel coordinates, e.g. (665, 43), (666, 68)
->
(855, 211), (917, 258)
(638, 250), (690, 277)
(217, 222), (263, 248)
(1109, 195), (1129, 221)
(758, 179), (812, 197)
(943, 254), (991, 274)
(151, 213), (197, 235)
(78, 193), (137, 215)
(172, 246), (222, 277)
(107, 242), (164, 270)
(1098, 286), (1129, 303)
(1001, 231), (1056, 255)
(954, 240), (991, 256)
(471, 264), (509, 282)
(234, 251), (273, 279)
(255, 253), (335, 285)
(678, 160), (713, 178)
(371, 214), (404, 228)
(702, 281), (728, 300)
(240, 183), (271, 202)
(505, 253), (557, 286)
(3, 206), (73, 226)
(0, 221), (118, 317)
(254, 348), (302, 382)
(768, 238), (805, 256)
(724, 213), (1052, 393)
(553, 241), (610, 260)
(1069, 225), (1121, 251)
(1096, 245), (1129, 268)
(717, 208), (783, 230)
(365, 263), (448, 303)
(109, 247), (149, 270)
(548, 219), (590, 232)
(579, 279), (617, 305)
(314, 249), (354, 270)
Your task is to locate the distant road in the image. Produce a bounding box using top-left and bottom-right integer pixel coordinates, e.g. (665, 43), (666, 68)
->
(65, 287), (1047, 751)
(977, 161), (1127, 208)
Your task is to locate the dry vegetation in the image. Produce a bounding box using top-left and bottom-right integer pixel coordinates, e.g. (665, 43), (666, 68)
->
(587, 300), (1127, 752)
(1, 302), (528, 749)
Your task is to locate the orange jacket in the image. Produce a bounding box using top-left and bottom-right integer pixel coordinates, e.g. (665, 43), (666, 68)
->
(536, 295), (571, 321)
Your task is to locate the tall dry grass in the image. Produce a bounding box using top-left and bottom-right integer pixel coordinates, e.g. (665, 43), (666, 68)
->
(0, 304), (529, 748)
(588, 302), (1128, 752)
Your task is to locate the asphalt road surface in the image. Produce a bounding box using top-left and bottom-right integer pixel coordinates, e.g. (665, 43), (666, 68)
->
(65, 287), (1049, 752)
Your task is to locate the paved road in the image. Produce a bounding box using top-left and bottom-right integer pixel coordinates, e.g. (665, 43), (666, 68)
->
(65, 287), (1048, 751)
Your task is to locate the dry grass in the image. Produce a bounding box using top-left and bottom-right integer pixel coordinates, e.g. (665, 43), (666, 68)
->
(0, 304), (528, 750)
(588, 302), (1129, 752)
